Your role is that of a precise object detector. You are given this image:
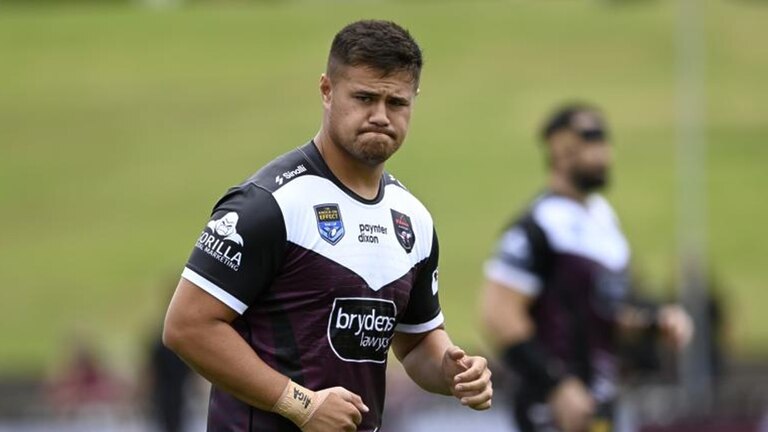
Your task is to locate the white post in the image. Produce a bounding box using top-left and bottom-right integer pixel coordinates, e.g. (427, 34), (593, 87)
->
(676, 0), (713, 409)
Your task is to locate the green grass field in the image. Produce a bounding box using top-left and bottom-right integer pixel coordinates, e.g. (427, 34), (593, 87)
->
(1, 0), (766, 374)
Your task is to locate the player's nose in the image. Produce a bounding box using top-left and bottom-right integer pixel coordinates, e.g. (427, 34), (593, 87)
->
(368, 101), (390, 127)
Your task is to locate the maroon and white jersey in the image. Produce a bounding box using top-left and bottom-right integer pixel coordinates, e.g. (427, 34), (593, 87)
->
(485, 193), (631, 404)
(182, 141), (442, 432)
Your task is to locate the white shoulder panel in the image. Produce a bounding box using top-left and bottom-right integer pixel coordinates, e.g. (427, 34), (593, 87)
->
(532, 195), (630, 271)
(272, 175), (434, 291)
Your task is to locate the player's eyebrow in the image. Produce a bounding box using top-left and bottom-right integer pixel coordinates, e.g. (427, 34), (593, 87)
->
(387, 95), (411, 106)
(352, 90), (379, 98)
(351, 88), (412, 106)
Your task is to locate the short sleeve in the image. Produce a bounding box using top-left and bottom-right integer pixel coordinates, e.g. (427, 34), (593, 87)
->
(484, 218), (549, 297)
(182, 185), (286, 314)
(396, 229), (444, 333)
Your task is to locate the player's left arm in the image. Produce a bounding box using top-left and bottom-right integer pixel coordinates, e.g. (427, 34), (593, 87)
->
(390, 228), (492, 410)
(392, 328), (492, 410)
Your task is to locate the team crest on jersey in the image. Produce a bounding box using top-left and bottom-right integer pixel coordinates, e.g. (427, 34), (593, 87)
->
(314, 204), (345, 245)
(391, 209), (415, 253)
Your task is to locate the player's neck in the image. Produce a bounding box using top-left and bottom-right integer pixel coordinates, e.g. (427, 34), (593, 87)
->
(313, 133), (383, 201)
(548, 173), (588, 203)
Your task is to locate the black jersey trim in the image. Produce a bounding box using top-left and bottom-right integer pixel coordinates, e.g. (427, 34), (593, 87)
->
(394, 311), (444, 333)
(185, 183), (288, 311)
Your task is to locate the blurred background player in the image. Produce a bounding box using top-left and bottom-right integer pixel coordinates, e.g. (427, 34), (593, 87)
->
(145, 330), (193, 432)
(481, 103), (693, 432)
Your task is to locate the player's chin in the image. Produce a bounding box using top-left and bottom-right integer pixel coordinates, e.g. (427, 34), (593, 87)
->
(356, 138), (400, 165)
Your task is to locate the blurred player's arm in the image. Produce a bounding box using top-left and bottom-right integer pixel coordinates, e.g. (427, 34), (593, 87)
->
(164, 278), (367, 431)
(481, 279), (535, 349)
(392, 328), (492, 410)
(482, 279), (594, 431)
(617, 302), (694, 351)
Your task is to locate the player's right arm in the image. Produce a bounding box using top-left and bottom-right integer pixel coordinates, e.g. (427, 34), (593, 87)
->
(163, 185), (365, 431)
(481, 223), (594, 432)
(163, 277), (287, 410)
(164, 279), (367, 431)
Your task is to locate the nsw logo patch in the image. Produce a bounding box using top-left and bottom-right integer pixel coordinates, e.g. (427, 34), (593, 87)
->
(327, 298), (397, 364)
(391, 209), (415, 253)
(314, 204), (345, 245)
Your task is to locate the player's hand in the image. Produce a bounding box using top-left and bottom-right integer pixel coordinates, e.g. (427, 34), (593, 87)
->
(441, 346), (493, 410)
(658, 304), (694, 351)
(302, 386), (368, 432)
(548, 377), (595, 432)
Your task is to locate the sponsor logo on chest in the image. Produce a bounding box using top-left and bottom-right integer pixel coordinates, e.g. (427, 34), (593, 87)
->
(327, 298), (397, 363)
(357, 223), (388, 244)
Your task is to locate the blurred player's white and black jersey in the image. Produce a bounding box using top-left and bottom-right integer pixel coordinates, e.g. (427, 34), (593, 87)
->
(183, 142), (442, 432)
(485, 193), (630, 430)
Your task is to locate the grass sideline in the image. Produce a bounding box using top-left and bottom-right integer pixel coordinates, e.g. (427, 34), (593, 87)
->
(0, 0), (766, 374)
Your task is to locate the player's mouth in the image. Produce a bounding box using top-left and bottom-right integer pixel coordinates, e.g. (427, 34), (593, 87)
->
(359, 128), (396, 139)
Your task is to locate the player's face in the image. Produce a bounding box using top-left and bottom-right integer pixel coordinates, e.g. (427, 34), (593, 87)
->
(321, 65), (417, 167)
(552, 111), (612, 192)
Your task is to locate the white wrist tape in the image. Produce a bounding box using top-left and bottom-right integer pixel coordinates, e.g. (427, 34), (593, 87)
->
(272, 380), (325, 427)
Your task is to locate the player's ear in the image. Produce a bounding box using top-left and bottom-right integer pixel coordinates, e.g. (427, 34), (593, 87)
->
(320, 73), (332, 108)
(547, 134), (567, 169)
